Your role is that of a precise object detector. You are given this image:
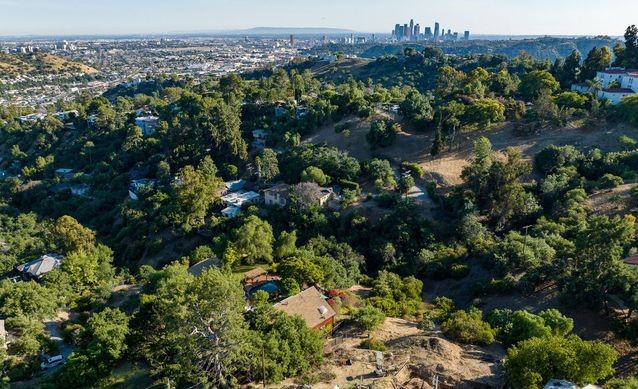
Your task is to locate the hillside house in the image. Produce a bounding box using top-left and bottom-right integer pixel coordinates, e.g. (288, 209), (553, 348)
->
(223, 179), (246, 194)
(274, 287), (336, 331)
(572, 69), (638, 105)
(15, 253), (62, 281)
(264, 183), (290, 207)
(221, 191), (260, 207)
(135, 116), (160, 136)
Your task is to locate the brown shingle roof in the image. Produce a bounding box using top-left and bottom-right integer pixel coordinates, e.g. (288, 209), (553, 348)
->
(273, 287), (336, 329)
(244, 267), (268, 281)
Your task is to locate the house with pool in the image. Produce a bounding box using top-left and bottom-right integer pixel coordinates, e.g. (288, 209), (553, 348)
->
(274, 287), (337, 331)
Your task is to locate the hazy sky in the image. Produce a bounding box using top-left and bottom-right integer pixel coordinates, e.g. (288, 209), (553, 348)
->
(0, 0), (635, 36)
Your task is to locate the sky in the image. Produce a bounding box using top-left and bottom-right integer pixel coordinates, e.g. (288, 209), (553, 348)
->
(0, 0), (635, 37)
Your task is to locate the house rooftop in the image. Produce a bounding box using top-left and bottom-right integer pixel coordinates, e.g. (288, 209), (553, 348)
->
(187, 258), (220, 277)
(273, 286), (336, 329)
(244, 267), (268, 281)
(264, 183), (291, 194)
(16, 253), (62, 278)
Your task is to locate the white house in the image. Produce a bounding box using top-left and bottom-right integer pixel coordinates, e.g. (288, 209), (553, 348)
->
(220, 191), (260, 208)
(598, 88), (635, 105)
(221, 206), (242, 218)
(135, 116), (160, 136)
(593, 69), (638, 105)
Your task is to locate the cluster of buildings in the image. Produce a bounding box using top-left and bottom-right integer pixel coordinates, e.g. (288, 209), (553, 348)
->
(392, 19), (469, 42)
(572, 68), (638, 104)
(1, 36), (312, 108)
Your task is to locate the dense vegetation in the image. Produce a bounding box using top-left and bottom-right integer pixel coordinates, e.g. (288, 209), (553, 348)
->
(0, 25), (637, 389)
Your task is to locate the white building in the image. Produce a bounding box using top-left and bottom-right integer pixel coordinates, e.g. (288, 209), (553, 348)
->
(135, 116), (160, 136)
(598, 88), (635, 105)
(594, 69), (638, 105)
(220, 190), (260, 208)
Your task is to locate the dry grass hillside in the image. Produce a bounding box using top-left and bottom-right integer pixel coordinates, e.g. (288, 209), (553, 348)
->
(304, 116), (638, 187)
(0, 53), (98, 75)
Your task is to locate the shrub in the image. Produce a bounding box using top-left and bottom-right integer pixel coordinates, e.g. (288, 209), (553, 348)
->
(339, 179), (360, 193)
(597, 173), (623, 190)
(619, 135), (638, 151)
(441, 308), (495, 344)
(359, 338), (386, 351)
(401, 162), (424, 179)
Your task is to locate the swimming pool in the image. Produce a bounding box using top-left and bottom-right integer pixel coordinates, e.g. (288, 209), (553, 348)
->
(249, 281), (281, 297)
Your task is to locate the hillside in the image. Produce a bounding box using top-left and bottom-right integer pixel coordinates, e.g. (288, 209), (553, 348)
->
(0, 52), (98, 75)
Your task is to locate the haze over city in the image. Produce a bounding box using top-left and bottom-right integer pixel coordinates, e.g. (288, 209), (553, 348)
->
(0, 0), (636, 36)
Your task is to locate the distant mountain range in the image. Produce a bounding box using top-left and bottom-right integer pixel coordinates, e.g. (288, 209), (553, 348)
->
(219, 27), (356, 36)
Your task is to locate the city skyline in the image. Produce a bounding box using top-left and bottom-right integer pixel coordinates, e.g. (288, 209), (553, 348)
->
(0, 0), (635, 37)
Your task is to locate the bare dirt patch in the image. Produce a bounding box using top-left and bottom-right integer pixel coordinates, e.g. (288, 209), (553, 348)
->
(588, 183), (637, 216)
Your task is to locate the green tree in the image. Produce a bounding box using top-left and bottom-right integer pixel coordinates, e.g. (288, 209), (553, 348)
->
(580, 46), (612, 81)
(557, 50), (582, 88)
(519, 70), (560, 101)
(505, 335), (617, 389)
(301, 166), (329, 186)
(398, 175), (415, 196)
(232, 215), (274, 264)
(367, 159), (396, 190)
(0, 280), (57, 320)
(52, 215), (96, 254)
(58, 244), (115, 296)
(167, 156), (222, 232)
(464, 98), (505, 129)
(617, 95), (638, 126)
(86, 308), (130, 360)
(274, 230), (297, 260)
(255, 148), (280, 183)
(366, 119), (397, 148)
(441, 308), (495, 345)
(399, 89), (433, 123)
(352, 306), (386, 333)
(138, 266), (254, 388)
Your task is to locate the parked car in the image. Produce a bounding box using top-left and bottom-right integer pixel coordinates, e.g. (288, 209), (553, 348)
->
(40, 354), (63, 369)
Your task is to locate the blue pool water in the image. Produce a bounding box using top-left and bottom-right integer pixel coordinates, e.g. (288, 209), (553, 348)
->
(249, 281), (281, 297)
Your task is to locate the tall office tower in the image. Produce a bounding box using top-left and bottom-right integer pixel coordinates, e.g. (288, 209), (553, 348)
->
(453, 32), (459, 40)
(290, 34), (295, 47)
(323, 35), (328, 44)
(464, 31), (470, 40)
(434, 22), (440, 40)
(403, 24), (408, 40)
(409, 19), (414, 40)
(424, 27), (433, 39)
(395, 24), (401, 40)
(414, 24), (421, 39)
